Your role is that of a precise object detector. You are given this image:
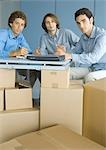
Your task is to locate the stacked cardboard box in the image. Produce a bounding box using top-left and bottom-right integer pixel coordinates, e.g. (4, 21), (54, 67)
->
(0, 89), (4, 111)
(0, 69), (16, 112)
(0, 69), (33, 111)
(41, 68), (70, 88)
(40, 68), (84, 135)
(0, 125), (104, 149)
(83, 78), (106, 147)
(5, 87), (32, 110)
(0, 108), (39, 144)
(0, 69), (39, 144)
(0, 69), (15, 88)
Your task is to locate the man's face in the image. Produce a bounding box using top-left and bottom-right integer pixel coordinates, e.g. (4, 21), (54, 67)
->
(45, 17), (57, 33)
(10, 18), (25, 36)
(76, 14), (93, 35)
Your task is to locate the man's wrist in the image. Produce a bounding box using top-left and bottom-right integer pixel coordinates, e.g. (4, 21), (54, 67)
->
(65, 53), (72, 60)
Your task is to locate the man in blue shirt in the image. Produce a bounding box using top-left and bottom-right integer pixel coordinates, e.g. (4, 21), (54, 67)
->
(0, 10), (33, 84)
(55, 8), (106, 82)
(34, 13), (79, 55)
(0, 10), (31, 57)
(32, 13), (79, 105)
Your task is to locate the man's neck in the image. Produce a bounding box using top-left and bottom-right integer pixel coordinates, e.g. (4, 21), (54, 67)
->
(85, 25), (93, 37)
(48, 28), (57, 36)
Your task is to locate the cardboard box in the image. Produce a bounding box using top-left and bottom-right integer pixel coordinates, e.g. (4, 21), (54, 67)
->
(0, 108), (39, 143)
(83, 78), (106, 147)
(0, 89), (4, 111)
(0, 69), (15, 88)
(5, 87), (32, 110)
(0, 125), (104, 149)
(41, 68), (70, 88)
(40, 84), (83, 135)
(70, 79), (84, 85)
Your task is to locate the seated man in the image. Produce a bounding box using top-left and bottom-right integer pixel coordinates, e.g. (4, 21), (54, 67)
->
(32, 13), (79, 103)
(0, 10), (34, 84)
(55, 8), (106, 82)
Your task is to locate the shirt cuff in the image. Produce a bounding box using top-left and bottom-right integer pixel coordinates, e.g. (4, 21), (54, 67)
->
(71, 53), (79, 62)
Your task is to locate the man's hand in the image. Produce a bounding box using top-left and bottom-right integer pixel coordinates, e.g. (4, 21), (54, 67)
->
(55, 45), (66, 54)
(18, 47), (28, 56)
(55, 44), (72, 60)
(65, 53), (72, 60)
(33, 48), (41, 56)
(9, 47), (28, 57)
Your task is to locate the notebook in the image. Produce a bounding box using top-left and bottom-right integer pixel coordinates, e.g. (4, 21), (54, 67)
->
(26, 54), (65, 61)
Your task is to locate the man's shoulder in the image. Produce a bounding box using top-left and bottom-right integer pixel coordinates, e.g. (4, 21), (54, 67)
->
(96, 26), (106, 35)
(40, 32), (49, 39)
(0, 28), (9, 34)
(59, 28), (77, 37)
(0, 28), (9, 40)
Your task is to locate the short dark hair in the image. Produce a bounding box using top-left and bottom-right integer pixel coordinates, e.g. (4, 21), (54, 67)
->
(75, 8), (94, 25)
(42, 13), (60, 33)
(8, 10), (27, 28)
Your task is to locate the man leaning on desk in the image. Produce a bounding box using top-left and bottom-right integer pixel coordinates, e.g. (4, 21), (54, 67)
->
(0, 10), (31, 58)
(34, 9), (106, 83)
(32, 12), (79, 81)
(54, 8), (106, 83)
(0, 10), (34, 84)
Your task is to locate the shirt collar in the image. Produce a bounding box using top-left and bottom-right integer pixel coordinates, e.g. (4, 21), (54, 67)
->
(83, 26), (96, 39)
(48, 28), (59, 38)
(8, 28), (22, 39)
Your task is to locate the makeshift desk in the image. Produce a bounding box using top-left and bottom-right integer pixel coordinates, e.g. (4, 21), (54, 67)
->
(0, 57), (71, 70)
(0, 57), (71, 82)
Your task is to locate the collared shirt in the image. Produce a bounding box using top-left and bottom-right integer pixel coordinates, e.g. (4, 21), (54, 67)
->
(72, 26), (106, 70)
(0, 28), (31, 58)
(39, 28), (79, 55)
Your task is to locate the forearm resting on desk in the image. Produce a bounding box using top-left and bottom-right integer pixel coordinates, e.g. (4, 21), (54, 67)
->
(55, 50), (72, 60)
(9, 47), (28, 57)
(55, 45), (72, 60)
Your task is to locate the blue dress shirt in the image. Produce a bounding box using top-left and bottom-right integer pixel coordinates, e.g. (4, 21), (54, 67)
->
(72, 26), (106, 70)
(0, 28), (31, 58)
(39, 28), (79, 55)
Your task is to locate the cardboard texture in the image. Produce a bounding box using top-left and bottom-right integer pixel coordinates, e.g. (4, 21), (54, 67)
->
(5, 87), (32, 110)
(0, 108), (39, 144)
(83, 78), (106, 147)
(0, 89), (4, 111)
(40, 84), (83, 135)
(70, 79), (84, 85)
(0, 69), (15, 88)
(41, 68), (70, 88)
(0, 125), (104, 149)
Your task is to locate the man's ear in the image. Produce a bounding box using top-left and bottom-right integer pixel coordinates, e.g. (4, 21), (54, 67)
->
(9, 23), (12, 27)
(90, 17), (93, 24)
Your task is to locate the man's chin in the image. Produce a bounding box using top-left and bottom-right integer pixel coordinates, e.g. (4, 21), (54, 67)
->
(15, 31), (21, 35)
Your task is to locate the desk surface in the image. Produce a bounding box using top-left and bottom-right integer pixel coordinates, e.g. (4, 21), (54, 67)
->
(0, 58), (71, 70)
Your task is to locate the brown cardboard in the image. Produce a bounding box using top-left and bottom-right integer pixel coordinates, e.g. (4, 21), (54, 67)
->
(0, 108), (39, 144)
(41, 68), (70, 88)
(0, 89), (4, 111)
(70, 79), (84, 85)
(83, 78), (106, 147)
(0, 69), (15, 88)
(0, 125), (104, 149)
(40, 84), (83, 135)
(5, 87), (32, 110)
